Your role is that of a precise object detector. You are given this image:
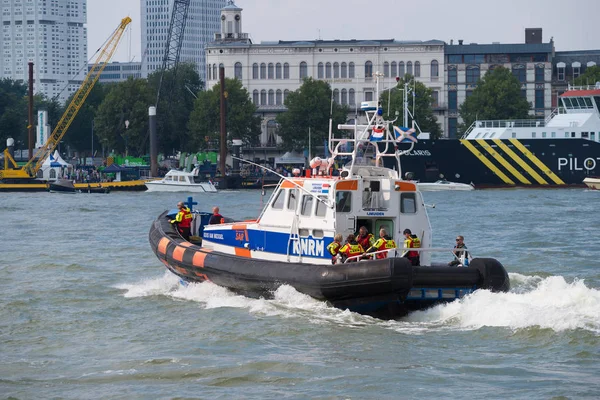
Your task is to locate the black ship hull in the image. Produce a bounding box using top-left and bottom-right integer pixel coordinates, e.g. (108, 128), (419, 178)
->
(390, 138), (600, 187)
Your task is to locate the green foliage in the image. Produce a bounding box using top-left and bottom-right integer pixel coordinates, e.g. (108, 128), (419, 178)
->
(187, 78), (261, 151)
(276, 77), (349, 151)
(574, 65), (600, 86)
(382, 75), (441, 139)
(0, 79), (28, 146)
(61, 84), (107, 155)
(459, 66), (530, 133)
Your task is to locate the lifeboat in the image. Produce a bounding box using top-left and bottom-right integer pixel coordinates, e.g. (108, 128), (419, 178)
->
(148, 72), (510, 318)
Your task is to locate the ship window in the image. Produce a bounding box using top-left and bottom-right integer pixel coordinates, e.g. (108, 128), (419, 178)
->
(565, 132), (569, 138)
(551, 132), (556, 138)
(562, 98), (572, 108)
(272, 189), (285, 209)
(287, 188), (298, 210)
(400, 193), (417, 214)
(312, 229), (324, 238)
(532, 132), (536, 138)
(483, 132), (489, 138)
(577, 98), (587, 108)
(301, 195), (314, 216)
(582, 132), (589, 138)
(336, 191), (352, 213)
(299, 228), (310, 237)
(179, 176), (186, 182)
(584, 98), (593, 108)
(572, 132), (576, 138)
(591, 132), (596, 141)
(475, 132), (482, 138)
(542, 132), (547, 138)
(512, 132), (517, 138)
(315, 196), (327, 217)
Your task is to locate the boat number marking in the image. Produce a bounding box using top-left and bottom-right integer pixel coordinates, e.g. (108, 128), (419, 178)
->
(558, 157), (599, 171)
(204, 232), (224, 240)
(292, 238), (325, 257)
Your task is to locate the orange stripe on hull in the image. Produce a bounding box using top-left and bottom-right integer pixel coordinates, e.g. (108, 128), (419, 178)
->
(395, 181), (416, 191)
(158, 237), (169, 254)
(232, 224), (247, 231)
(335, 180), (358, 190)
(235, 247), (251, 258)
(192, 249), (212, 268)
(179, 242), (193, 248)
(172, 246), (186, 262)
(281, 180), (303, 188)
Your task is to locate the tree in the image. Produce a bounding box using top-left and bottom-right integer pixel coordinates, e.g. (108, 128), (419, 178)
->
(459, 66), (530, 133)
(574, 65), (600, 86)
(0, 79), (28, 147)
(276, 77), (349, 151)
(187, 77), (260, 151)
(381, 75), (441, 139)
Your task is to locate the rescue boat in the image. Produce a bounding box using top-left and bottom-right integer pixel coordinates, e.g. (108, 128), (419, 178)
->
(148, 72), (510, 318)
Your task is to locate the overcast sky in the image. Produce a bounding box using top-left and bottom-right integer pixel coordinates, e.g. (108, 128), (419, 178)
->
(88, 0), (599, 63)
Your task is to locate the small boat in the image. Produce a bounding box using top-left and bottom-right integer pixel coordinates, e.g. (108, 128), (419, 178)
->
(144, 168), (217, 193)
(48, 179), (77, 193)
(417, 179), (475, 191)
(148, 72), (509, 319)
(583, 177), (600, 190)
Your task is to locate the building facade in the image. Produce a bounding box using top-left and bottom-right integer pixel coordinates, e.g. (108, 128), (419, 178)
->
(552, 50), (600, 103)
(140, 0), (226, 81)
(206, 2), (445, 151)
(444, 38), (554, 138)
(0, 0), (87, 103)
(88, 61), (142, 84)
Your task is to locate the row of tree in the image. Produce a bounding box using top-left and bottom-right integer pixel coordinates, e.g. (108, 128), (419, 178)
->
(2, 64), (598, 157)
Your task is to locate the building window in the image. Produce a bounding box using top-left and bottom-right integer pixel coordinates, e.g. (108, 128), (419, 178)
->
(466, 66), (480, 84)
(276, 63), (282, 79)
(341, 62), (347, 78)
(326, 62), (332, 78)
(414, 61), (420, 77)
(349, 88), (355, 105)
(399, 61), (405, 77)
(349, 62), (355, 78)
(466, 90), (473, 98)
(260, 63), (266, 79)
(521, 89), (527, 98)
(268, 89), (274, 105)
(333, 89), (339, 104)
(448, 117), (457, 138)
(557, 62), (565, 81)
(276, 90), (282, 105)
(284, 89), (290, 102)
(383, 62), (389, 77)
(364, 91), (373, 101)
(252, 90), (259, 104)
(573, 62), (581, 79)
(260, 89), (266, 104)
(512, 65), (526, 83)
(448, 91), (457, 110)
(268, 63), (274, 79)
(234, 62), (242, 80)
(333, 62), (339, 78)
(299, 61), (308, 79)
(464, 54), (485, 63)
(318, 62), (324, 79)
(448, 55), (462, 63)
(365, 61), (373, 78)
(448, 66), (457, 83)
(391, 61), (397, 77)
(535, 65), (544, 82)
(535, 89), (544, 109)
(341, 89), (348, 105)
(283, 63), (290, 79)
(407, 61), (413, 76)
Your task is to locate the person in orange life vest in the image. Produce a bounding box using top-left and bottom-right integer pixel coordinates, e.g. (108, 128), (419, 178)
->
(326, 233), (344, 264)
(366, 228), (398, 259)
(339, 234), (365, 263)
(402, 228), (421, 266)
(170, 201), (193, 241)
(209, 206), (225, 225)
(355, 226), (375, 250)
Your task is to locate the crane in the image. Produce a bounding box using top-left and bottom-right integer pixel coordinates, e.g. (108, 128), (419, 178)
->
(155, 0), (191, 107)
(1, 17), (132, 181)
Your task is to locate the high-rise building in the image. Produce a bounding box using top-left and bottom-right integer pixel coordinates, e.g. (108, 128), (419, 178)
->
(0, 0), (87, 104)
(140, 0), (226, 81)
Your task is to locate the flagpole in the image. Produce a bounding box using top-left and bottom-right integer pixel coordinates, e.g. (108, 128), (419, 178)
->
(308, 127), (312, 163)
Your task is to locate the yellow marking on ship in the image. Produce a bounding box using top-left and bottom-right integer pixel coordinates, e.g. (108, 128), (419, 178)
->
(508, 139), (565, 185)
(492, 139), (549, 185)
(460, 139), (515, 185)
(476, 139), (531, 184)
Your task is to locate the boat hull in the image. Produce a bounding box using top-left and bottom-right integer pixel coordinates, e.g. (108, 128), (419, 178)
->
(145, 182), (217, 192)
(149, 211), (510, 318)
(583, 177), (600, 190)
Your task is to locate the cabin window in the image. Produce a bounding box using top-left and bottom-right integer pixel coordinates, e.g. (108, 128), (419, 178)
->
(571, 132), (576, 138)
(475, 132), (482, 138)
(315, 196), (328, 217)
(401, 193), (417, 214)
(582, 132), (589, 138)
(512, 132), (516, 138)
(179, 176), (186, 182)
(551, 132), (556, 138)
(565, 132), (569, 138)
(532, 132), (536, 138)
(299, 228), (310, 237)
(335, 191), (352, 213)
(584, 98), (593, 108)
(287, 188), (298, 210)
(272, 189), (285, 209)
(591, 132), (596, 141)
(301, 195), (314, 216)
(312, 229), (324, 238)
(542, 132), (547, 138)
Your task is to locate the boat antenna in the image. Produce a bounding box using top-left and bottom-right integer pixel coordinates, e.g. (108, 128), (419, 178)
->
(231, 156), (334, 208)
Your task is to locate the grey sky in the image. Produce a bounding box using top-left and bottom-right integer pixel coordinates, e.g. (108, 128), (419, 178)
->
(88, 0), (599, 63)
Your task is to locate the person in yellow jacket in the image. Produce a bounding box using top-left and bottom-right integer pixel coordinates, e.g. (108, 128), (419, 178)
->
(402, 228), (421, 266)
(326, 233), (344, 264)
(355, 226), (375, 250)
(170, 201), (193, 240)
(366, 228), (398, 259)
(339, 234), (365, 263)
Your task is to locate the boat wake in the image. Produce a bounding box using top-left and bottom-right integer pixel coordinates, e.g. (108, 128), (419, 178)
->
(117, 272), (600, 334)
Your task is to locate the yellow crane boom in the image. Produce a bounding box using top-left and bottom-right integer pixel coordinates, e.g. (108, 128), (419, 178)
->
(1, 17), (132, 180)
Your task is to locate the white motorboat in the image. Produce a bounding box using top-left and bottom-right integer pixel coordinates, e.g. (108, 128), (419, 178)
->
(583, 177), (600, 190)
(417, 179), (475, 191)
(145, 169), (217, 193)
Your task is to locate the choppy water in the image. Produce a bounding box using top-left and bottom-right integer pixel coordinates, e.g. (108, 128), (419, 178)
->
(1, 188), (599, 399)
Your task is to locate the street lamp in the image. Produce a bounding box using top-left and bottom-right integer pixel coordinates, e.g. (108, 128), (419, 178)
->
(124, 120), (130, 157)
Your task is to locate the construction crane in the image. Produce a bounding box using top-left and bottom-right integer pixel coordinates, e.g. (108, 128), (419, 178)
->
(155, 0), (191, 107)
(1, 17), (132, 181)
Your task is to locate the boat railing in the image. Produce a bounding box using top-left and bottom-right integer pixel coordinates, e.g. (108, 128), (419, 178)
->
(343, 247), (470, 263)
(567, 83), (600, 91)
(465, 119), (547, 134)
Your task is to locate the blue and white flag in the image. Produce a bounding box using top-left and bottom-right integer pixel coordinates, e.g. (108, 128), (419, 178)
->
(393, 126), (418, 143)
(370, 126), (385, 142)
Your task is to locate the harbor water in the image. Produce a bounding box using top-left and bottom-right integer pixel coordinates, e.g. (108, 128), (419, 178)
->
(1, 188), (599, 399)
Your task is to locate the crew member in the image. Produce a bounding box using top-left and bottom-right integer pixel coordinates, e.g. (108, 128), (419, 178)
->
(366, 228), (398, 259)
(339, 234), (365, 263)
(209, 206), (225, 225)
(402, 228), (421, 266)
(355, 226), (375, 250)
(449, 235), (469, 266)
(170, 201), (193, 241)
(326, 234), (344, 265)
